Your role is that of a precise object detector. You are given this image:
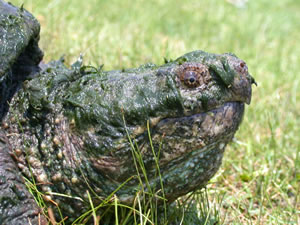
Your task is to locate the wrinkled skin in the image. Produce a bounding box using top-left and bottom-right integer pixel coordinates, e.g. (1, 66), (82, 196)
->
(0, 1), (255, 224)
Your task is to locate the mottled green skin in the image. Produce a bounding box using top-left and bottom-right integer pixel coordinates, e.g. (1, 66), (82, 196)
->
(0, 0), (43, 119)
(4, 50), (254, 220)
(0, 1), (255, 223)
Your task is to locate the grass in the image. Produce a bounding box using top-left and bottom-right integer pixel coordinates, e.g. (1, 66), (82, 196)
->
(9, 0), (300, 224)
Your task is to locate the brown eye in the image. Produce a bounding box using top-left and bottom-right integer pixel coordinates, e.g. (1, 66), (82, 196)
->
(177, 62), (210, 88)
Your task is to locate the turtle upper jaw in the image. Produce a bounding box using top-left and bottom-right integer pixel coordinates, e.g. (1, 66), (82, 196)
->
(228, 71), (253, 105)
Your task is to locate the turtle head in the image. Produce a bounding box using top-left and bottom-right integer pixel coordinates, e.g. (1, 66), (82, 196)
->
(7, 50), (255, 207)
(70, 50), (255, 202)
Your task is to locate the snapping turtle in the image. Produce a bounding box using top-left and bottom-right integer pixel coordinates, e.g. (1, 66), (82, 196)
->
(0, 1), (256, 224)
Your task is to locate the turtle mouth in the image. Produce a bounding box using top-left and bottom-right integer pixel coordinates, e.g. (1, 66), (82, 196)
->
(151, 101), (245, 164)
(117, 101), (245, 203)
(147, 101), (245, 199)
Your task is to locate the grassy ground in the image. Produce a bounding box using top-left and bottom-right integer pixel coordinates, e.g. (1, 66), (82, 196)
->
(10, 0), (300, 224)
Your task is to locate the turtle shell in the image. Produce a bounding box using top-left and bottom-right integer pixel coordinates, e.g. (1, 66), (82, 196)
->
(0, 0), (43, 120)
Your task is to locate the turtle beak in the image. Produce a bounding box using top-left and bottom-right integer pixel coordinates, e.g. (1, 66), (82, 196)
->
(232, 72), (256, 105)
(250, 74), (257, 86)
(246, 74), (257, 104)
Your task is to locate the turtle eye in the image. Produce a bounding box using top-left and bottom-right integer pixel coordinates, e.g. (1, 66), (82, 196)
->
(184, 71), (199, 87)
(177, 63), (210, 88)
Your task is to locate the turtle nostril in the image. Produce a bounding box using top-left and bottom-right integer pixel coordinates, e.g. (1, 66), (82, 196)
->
(240, 62), (246, 68)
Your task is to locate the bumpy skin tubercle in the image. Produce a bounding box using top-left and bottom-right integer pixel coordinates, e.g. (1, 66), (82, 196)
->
(0, 130), (47, 225)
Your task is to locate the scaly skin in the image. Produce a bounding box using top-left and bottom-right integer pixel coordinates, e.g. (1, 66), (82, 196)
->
(0, 130), (47, 225)
(0, 1), (255, 224)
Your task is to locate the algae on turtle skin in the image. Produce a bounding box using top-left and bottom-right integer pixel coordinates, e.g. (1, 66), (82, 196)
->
(0, 0), (43, 120)
(0, 1), (255, 224)
(5, 50), (254, 221)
